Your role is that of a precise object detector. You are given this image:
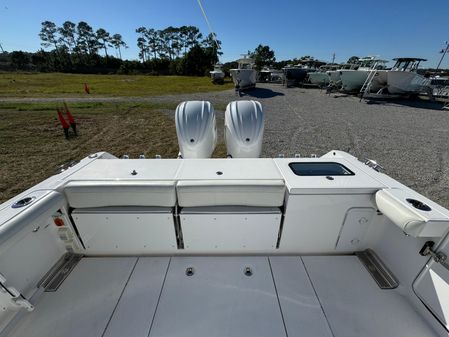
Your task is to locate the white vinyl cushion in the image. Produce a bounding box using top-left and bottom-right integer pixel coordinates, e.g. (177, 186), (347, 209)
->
(64, 181), (176, 208)
(176, 180), (285, 207)
(375, 189), (449, 237)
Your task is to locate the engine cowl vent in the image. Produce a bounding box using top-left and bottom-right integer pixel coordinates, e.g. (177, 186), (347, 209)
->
(175, 101), (217, 158)
(225, 100), (264, 158)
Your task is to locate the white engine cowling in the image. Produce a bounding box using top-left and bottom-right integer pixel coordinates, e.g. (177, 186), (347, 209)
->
(225, 100), (264, 158)
(175, 101), (217, 158)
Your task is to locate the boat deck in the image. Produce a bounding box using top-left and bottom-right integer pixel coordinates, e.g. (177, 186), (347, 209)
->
(8, 256), (438, 337)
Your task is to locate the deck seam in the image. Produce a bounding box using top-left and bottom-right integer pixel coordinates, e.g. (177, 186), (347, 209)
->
(268, 257), (289, 337)
(300, 256), (336, 337)
(147, 256), (172, 337)
(100, 257), (139, 337)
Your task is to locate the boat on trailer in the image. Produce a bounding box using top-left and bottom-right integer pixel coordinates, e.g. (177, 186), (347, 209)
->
(230, 55), (257, 91)
(430, 76), (449, 99)
(387, 57), (431, 95)
(326, 63), (358, 87)
(1, 100), (449, 337)
(258, 66), (283, 83)
(340, 56), (388, 92)
(209, 63), (225, 84)
(282, 64), (307, 87)
(308, 64), (339, 87)
(282, 59), (324, 87)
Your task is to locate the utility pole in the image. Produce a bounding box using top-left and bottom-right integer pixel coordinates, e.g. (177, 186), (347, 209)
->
(436, 41), (448, 70)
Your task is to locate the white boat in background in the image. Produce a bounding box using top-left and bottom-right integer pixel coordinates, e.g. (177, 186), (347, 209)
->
(340, 57), (387, 92)
(370, 69), (389, 93)
(258, 66), (283, 83)
(308, 64), (338, 86)
(0, 99), (449, 337)
(308, 71), (330, 86)
(270, 69), (284, 83)
(387, 58), (430, 95)
(210, 63), (225, 84)
(283, 59), (326, 87)
(327, 63), (357, 86)
(230, 55), (257, 90)
(430, 76), (449, 98)
(282, 64), (307, 86)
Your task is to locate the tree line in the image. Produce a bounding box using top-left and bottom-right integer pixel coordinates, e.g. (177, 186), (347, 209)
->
(39, 20), (127, 60)
(0, 21), (222, 75)
(135, 26), (220, 62)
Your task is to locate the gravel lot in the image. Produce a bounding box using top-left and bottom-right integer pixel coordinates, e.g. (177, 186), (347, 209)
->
(154, 83), (449, 209)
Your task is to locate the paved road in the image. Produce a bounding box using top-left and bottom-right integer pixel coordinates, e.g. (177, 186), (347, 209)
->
(3, 83), (449, 208)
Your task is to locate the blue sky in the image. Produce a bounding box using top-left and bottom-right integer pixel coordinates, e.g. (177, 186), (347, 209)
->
(0, 0), (448, 67)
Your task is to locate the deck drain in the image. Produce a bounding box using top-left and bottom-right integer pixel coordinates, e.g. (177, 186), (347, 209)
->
(244, 267), (253, 276)
(186, 267), (194, 276)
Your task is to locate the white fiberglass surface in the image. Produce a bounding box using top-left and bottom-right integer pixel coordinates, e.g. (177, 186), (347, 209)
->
(149, 257), (286, 337)
(8, 258), (138, 337)
(428, 269), (449, 326)
(6, 256), (442, 337)
(303, 256), (440, 337)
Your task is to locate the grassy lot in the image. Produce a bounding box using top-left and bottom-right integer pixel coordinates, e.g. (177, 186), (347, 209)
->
(0, 73), (234, 98)
(0, 102), (227, 203)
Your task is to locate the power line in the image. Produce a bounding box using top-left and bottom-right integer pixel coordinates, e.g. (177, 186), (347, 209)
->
(436, 41), (448, 70)
(196, 0), (220, 52)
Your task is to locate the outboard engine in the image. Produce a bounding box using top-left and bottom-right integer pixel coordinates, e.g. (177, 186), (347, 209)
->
(175, 101), (217, 158)
(225, 100), (264, 158)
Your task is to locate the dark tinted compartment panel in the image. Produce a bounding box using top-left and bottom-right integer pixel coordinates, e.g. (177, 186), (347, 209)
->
(289, 162), (354, 176)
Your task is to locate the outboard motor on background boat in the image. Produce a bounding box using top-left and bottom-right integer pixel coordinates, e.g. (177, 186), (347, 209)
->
(225, 100), (264, 158)
(175, 101), (217, 158)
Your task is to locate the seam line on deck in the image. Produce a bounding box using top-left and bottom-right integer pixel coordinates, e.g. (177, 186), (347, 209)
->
(300, 257), (336, 337)
(147, 256), (172, 337)
(101, 257), (140, 337)
(268, 257), (289, 337)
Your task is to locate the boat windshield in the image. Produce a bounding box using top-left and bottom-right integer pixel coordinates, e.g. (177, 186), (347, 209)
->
(238, 58), (254, 69)
(357, 58), (387, 70)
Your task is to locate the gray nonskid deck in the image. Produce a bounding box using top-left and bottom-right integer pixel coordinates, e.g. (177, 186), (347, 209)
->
(7, 255), (441, 337)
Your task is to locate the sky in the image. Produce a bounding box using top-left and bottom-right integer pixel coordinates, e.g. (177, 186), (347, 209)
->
(0, 0), (448, 68)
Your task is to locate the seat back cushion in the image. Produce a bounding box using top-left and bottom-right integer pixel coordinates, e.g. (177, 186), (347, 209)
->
(176, 180), (285, 207)
(64, 181), (176, 208)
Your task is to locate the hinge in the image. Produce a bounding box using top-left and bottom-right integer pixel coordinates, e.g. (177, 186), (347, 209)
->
(420, 241), (449, 271)
(0, 273), (34, 312)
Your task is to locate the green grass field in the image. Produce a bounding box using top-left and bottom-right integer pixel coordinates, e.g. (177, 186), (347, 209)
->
(0, 72), (234, 97)
(0, 101), (227, 203)
(0, 73), (233, 202)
